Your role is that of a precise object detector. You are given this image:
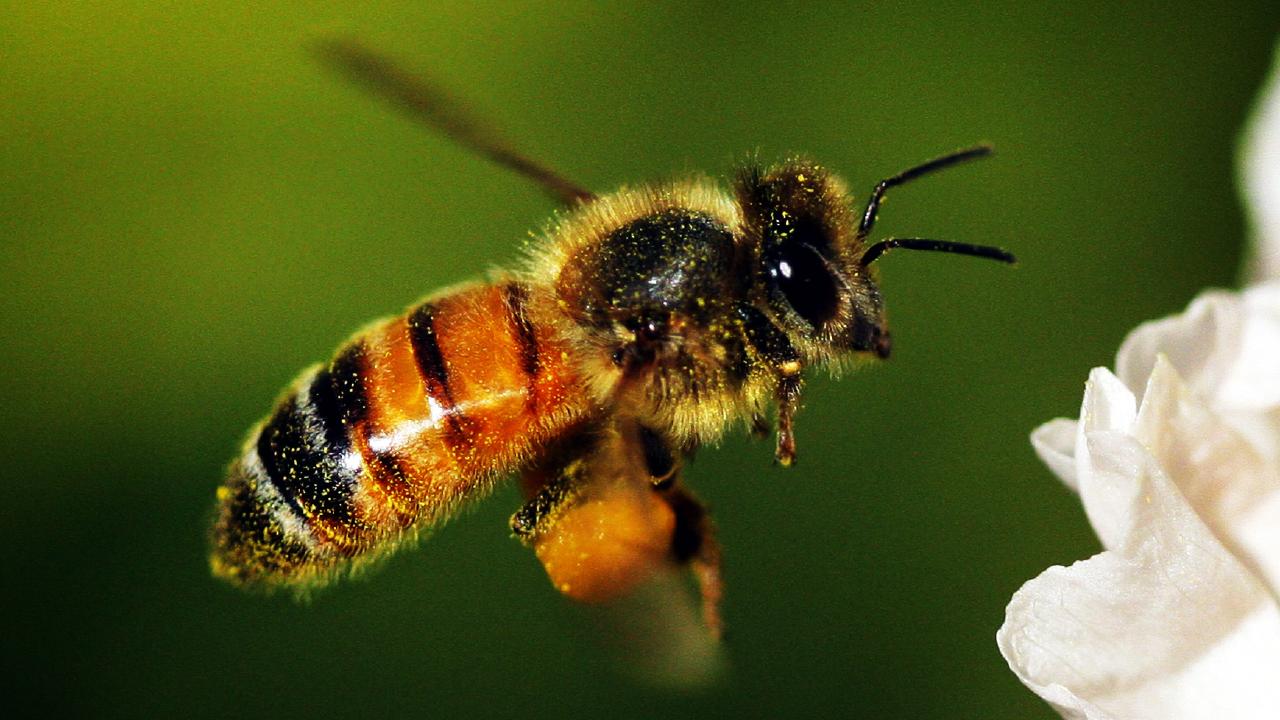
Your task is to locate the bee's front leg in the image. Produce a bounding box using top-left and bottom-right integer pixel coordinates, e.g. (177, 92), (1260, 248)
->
(736, 304), (805, 466)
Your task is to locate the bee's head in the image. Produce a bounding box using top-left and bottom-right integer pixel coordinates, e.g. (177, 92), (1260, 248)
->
(735, 149), (1015, 365)
(736, 162), (891, 360)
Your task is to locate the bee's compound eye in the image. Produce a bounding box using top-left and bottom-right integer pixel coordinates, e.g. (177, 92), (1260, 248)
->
(771, 237), (839, 328)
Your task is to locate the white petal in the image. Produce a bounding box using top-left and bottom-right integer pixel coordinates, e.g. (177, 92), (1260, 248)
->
(999, 432), (1280, 720)
(1134, 356), (1280, 593)
(1240, 42), (1280, 283)
(1115, 289), (1241, 404)
(1031, 418), (1080, 492)
(1219, 282), (1280, 414)
(1079, 368), (1137, 435)
(1073, 368), (1138, 551)
(1219, 283), (1280, 469)
(1114, 281), (1280, 463)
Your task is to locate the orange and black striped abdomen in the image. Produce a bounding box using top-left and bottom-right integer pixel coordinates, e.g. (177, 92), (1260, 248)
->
(211, 281), (590, 588)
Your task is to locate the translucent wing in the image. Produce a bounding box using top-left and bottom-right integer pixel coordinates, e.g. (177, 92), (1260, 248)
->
(315, 39), (595, 205)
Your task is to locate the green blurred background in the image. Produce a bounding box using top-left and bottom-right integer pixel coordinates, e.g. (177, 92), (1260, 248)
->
(2, 2), (1275, 718)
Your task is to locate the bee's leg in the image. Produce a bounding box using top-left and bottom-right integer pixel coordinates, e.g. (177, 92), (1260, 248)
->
(749, 413), (771, 440)
(511, 420), (684, 538)
(774, 373), (801, 467)
(636, 422), (678, 489)
(510, 463), (582, 542)
(628, 420), (723, 634)
(513, 420), (688, 608)
(736, 304), (804, 466)
(665, 485), (723, 639)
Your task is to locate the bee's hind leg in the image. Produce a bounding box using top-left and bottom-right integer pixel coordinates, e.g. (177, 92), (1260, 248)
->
(664, 486), (724, 639)
(511, 420), (724, 638)
(510, 464), (581, 541)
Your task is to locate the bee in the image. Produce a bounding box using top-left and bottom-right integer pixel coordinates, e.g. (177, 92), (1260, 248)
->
(210, 40), (1015, 638)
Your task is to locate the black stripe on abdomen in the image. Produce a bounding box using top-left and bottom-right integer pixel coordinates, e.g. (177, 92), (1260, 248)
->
(503, 282), (541, 379)
(309, 342), (370, 450)
(406, 301), (472, 452)
(255, 367), (364, 546)
(407, 302), (451, 398)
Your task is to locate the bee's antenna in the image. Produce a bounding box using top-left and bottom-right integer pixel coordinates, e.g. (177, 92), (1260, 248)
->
(314, 38), (596, 206)
(857, 145), (992, 239)
(860, 238), (1016, 268)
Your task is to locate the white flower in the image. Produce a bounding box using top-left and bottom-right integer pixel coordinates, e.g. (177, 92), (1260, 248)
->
(1243, 45), (1280, 284)
(997, 44), (1280, 720)
(999, 284), (1280, 719)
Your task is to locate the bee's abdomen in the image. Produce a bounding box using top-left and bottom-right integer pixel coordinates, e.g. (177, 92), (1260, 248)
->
(211, 281), (587, 588)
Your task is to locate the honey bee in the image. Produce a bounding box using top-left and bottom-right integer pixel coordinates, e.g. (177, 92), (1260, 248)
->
(210, 40), (1015, 638)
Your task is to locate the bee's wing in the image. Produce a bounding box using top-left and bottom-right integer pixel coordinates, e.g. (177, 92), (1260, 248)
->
(314, 39), (595, 205)
(514, 419), (726, 687)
